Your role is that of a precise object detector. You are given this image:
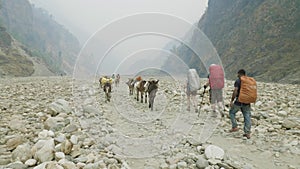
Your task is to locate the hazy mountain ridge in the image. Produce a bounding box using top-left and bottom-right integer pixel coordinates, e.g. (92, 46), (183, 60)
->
(161, 25), (214, 78)
(162, 0), (299, 84)
(198, 0), (300, 84)
(0, 0), (80, 77)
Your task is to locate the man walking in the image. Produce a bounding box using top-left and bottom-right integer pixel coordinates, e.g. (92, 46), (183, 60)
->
(186, 69), (200, 112)
(204, 64), (225, 118)
(229, 69), (252, 139)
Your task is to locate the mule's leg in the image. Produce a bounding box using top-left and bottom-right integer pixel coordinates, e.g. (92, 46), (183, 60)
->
(149, 96), (153, 110)
(149, 98), (153, 110)
(106, 92), (108, 102)
(149, 89), (157, 111)
(149, 91), (153, 109)
(136, 90), (139, 101)
(106, 88), (111, 102)
(106, 92), (109, 102)
(141, 92), (143, 103)
(150, 96), (154, 111)
(145, 92), (147, 103)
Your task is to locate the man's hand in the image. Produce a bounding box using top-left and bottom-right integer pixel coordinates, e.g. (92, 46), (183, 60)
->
(230, 87), (238, 108)
(230, 101), (234, 108)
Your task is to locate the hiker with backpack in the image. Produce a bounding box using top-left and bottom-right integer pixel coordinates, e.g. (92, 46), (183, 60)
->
(196, 65), (224, 143)
(186, 69), (200, 112)
(229, 69), (257, 139)
(203, 64), (225, 117)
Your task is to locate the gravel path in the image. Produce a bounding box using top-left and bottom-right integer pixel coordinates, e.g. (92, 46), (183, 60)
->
(0, 76), (299, 169)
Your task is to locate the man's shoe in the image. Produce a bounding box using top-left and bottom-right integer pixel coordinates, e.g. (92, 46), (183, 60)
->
(243, 133), (251, 139)
(229, 127), (239, 132)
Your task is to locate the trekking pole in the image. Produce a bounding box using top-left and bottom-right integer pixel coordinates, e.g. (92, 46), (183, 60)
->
(198, 89), (206, 117)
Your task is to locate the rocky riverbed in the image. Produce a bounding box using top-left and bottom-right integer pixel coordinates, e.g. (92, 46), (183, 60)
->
(0, 76), (299, 169)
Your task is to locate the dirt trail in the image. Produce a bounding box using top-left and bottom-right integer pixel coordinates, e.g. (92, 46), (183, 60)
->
(94, 77), (300, 169)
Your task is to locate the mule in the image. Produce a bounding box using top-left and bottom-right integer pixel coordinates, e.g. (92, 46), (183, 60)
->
(115, 74), (120, 87)
(135, 80), (147, 103)
(99, 77), (103, 88)
(126, 78), (134, 95)
(145, 80), (159, 111)
(103, 82), (112, 102)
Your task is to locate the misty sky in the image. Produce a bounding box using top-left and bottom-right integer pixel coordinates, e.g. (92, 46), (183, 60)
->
(29, 0), (208, 44)
(28, 0), (212, 76)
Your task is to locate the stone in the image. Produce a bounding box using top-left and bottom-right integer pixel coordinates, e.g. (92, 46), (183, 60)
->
(0, 157), (11, 166)
(70, 135), (78, 145)
(159, 162), (169, 169)
(45, 161), (64, 169)
(204, 145), (225, 160)
(12, 143), (32, 163)
(196, 156), (209, 169)
(6, 136), (23, 151)
(64, 124), (78, 133)
(76, 162), (86, 168)
(6, 161), (27, 169)
(38, 130), (50, 139)
(33, 139), (55, 163)
(55, 152), (65, 160)
(8, 118), (26, 132)
(177, 161), (187, 168)
(44, 116), (65, 131)
(25, 159), (37, 166)
(58, 159), (77, 169)
(61, 139), (73, 155)
(282, 119), (297, 129)
(277, 110), (288, 117)
(83, 138), (95, 147)
(49, 99), (72, 116)
(208, 158), (221, 165)
(255, 101), (262, 106)
(107, 163), (120, 169)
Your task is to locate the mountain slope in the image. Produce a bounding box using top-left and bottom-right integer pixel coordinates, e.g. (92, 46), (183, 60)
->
(198, 0), (300, 84)
(0, 28), (34, 77)
(0, 0), (80, 76)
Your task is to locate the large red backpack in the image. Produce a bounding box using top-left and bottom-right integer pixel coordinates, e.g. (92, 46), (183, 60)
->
(209, 64), (224, 89)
